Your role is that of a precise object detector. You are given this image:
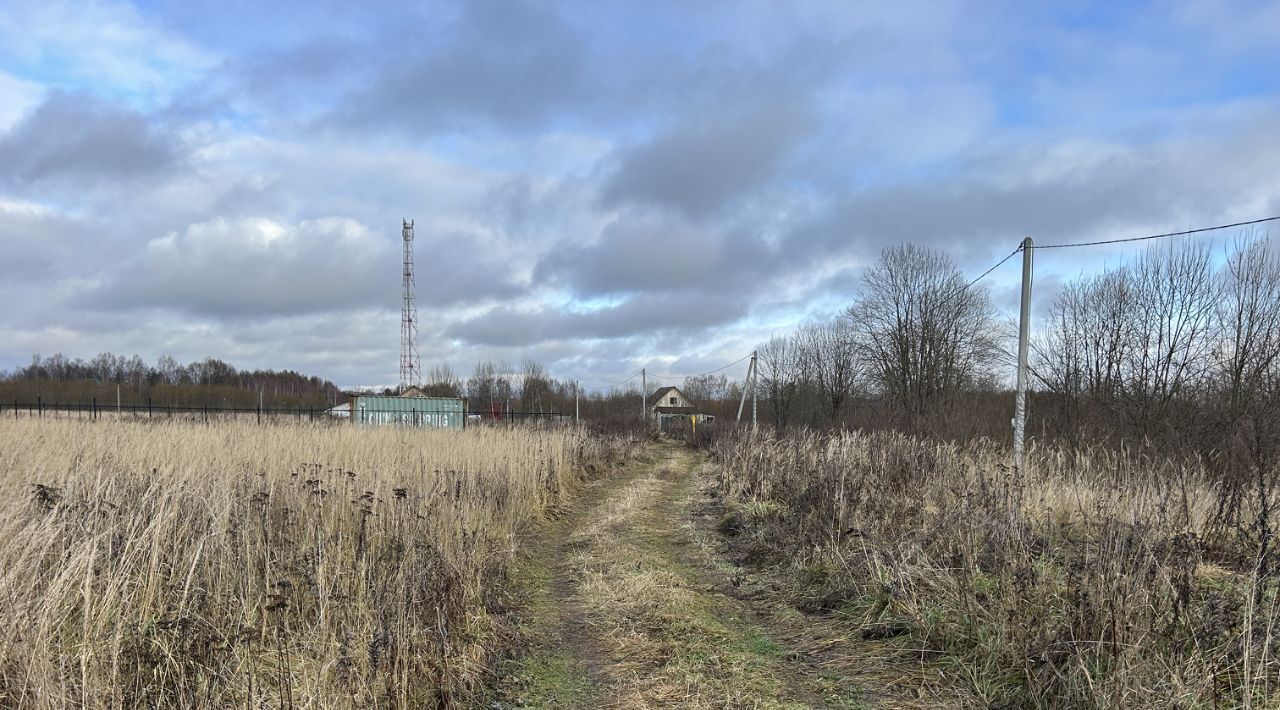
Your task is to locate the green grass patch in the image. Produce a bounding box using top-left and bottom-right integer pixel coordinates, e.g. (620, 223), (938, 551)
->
(500, 650), (595, 707)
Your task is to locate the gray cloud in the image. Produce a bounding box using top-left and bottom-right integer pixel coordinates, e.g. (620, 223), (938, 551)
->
(329, 0), (588, 134)
(83, 216), (525, 320)
(777, 109), (1280, 274)
(5, 0), (1280, 390)
(0, 91), (184, 187)
(446, 291), (748, 347)
(535, 210), (774, 298)
(0, 201), (82, 283)
(88, 217), (393, 318)
(599, 102), (814, 218)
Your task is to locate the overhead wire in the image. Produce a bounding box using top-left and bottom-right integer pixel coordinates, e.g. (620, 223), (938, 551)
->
(1032, 215), (1280, 250)
(963, 244), (1024, 289)
(585, 215), (1278, 397)
(670, 352), (753, 380)
(927, 243), (1025, 308)
(618, 353), (754, 393)
(597, 370), (643, 391)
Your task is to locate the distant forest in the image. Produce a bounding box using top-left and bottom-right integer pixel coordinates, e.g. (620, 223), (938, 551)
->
(0, 353), (343, 408)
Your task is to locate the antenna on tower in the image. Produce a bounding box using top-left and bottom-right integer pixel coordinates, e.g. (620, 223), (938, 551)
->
(399, 219), (421, 392)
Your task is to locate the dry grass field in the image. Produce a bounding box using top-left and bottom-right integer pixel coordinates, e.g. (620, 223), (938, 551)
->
(0, 418), (628, 708)
(714, 429), (1280, 707)
(7, 415), (1279, 708)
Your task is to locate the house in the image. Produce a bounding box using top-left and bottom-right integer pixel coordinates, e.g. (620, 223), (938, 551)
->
(649, 386), (691, 413)
(648, 386), (715, 430)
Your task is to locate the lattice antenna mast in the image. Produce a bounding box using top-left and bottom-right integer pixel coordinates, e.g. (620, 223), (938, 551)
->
(399, 219), (421, 391)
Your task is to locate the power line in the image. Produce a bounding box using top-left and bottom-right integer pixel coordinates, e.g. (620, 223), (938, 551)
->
(586, 215), (1279, 399)
(927, 243), (1023, 308)
(1032, 215), (1280, 250)
(964, 245), (1024, 289)
(585, 356), (750, 394)
(665, 352), (753, 381)
(598, 370), (642, 391)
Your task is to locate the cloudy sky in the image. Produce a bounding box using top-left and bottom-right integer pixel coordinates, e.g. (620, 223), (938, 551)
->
(1, 0), (1278, 389)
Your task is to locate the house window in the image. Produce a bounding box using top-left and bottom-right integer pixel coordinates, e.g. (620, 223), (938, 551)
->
(669, 397), (676, 405)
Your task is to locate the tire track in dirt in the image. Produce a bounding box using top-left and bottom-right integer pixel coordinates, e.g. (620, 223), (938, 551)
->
(495, 440), (887, 708)
(491, 447), (658, 708)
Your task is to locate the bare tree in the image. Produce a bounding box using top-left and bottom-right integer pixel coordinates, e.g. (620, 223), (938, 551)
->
(847, 244), (997, 421)
(1217, 237), (1280, 422)
(423, 363), (462, 397)
(682, 373), (729, 403)
(467, 360), (513, 414)
(1033, 268), (1133, 435)
(518, 359), (554, 412)
(797, 318), (861, 423)
(757, 335), (800, 428)
(1116, 243), (1218, 436)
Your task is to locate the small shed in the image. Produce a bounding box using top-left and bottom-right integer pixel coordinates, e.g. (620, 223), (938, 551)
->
(326, 402), (351, 418)
(653, 406), (716, 431)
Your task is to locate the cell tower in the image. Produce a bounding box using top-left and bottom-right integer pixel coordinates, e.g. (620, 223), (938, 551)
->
(399, 219), (421, 392)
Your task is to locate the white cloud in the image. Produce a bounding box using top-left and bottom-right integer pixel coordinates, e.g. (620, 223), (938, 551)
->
(0, 70), (42, 131)
(92, 216), (394, 318)
(0, 0), (215, 102)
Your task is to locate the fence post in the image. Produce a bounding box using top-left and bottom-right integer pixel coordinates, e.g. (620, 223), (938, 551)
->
(148, 398), (152, 419)
(92, 397), (97, 421)
(38, 396), (42, 418)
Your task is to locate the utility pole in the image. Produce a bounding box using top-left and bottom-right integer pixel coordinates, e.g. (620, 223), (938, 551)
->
(116, 385), (121, 414)
(641, 368), (646, 421)
(1013, 238), (1033, 470)
(736, 356), (755, 424)
(750, 350), (758, 430)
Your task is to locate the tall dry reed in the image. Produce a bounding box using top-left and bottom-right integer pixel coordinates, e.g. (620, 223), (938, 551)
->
(0, 418), (625, 708)
(715, 429), (1280, 708)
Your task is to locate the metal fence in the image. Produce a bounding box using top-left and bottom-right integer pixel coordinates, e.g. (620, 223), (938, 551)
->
(0, 398), (568, 426)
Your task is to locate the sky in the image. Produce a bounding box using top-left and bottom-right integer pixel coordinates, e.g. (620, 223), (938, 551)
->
(1, 0), (1278, 390)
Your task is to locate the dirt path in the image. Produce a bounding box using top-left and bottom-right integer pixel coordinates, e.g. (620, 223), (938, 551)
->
(492, 441), (885, 708)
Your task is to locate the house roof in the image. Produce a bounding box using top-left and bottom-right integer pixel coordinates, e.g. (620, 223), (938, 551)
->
(650, 385), (682, 402)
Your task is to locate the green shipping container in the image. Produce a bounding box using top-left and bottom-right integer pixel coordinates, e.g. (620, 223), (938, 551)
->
(350, 395), (465, 430)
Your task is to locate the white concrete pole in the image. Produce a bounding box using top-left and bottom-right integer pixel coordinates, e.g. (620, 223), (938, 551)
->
(641, 369), (646, 421)
(736, 357), (753, 424)
(1013, 237), (1034, 470)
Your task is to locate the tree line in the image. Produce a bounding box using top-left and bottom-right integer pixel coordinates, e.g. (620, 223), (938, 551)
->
(0, 353), (342, 408)
(748, 236), (1280, 462)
